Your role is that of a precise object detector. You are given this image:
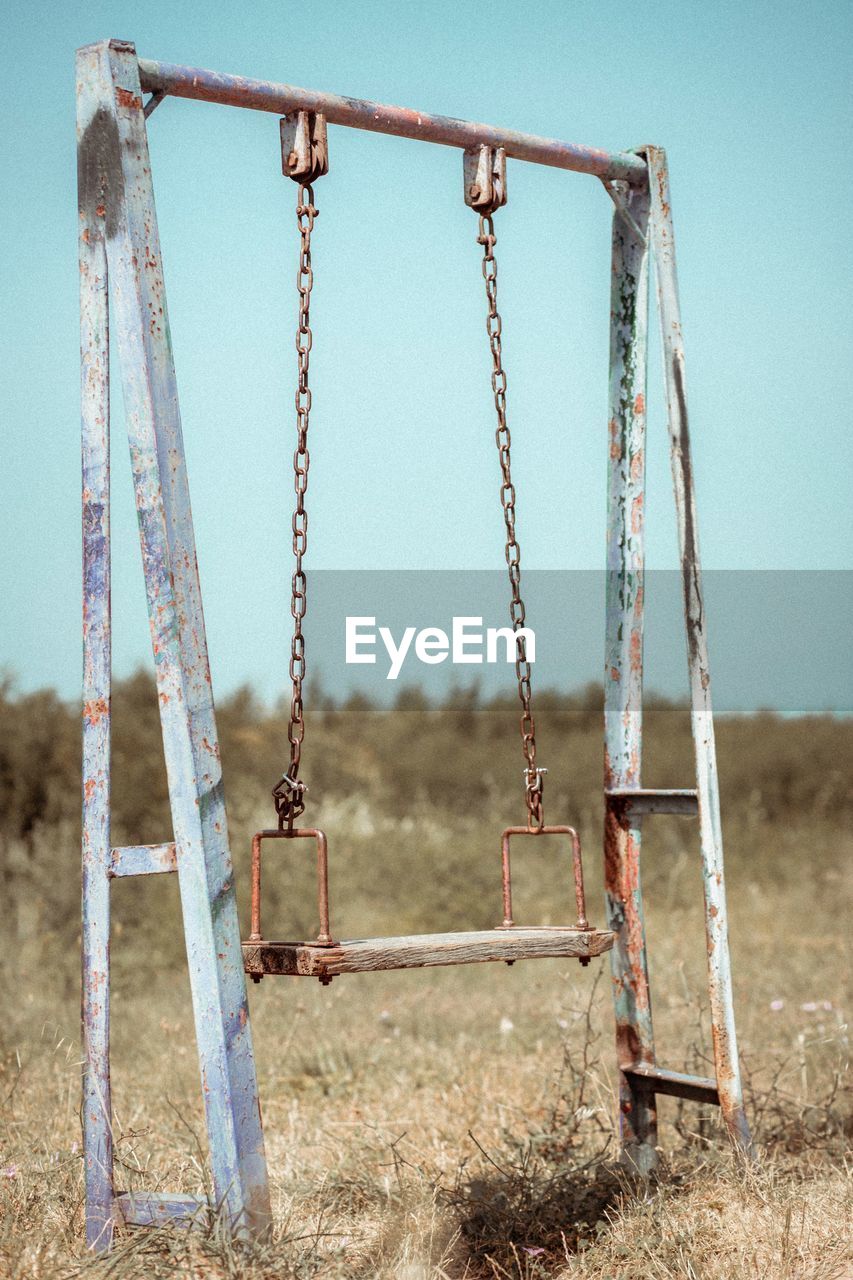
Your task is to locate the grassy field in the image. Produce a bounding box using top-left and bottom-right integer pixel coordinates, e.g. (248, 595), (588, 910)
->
(0, 678), (850, 1277)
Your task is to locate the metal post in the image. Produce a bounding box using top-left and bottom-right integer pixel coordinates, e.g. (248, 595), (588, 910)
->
(645, 146), (752, 1155)
(77, 38), (271, 1236)
(603, 173), (657, 1171)
(78, 42), (114, 1251)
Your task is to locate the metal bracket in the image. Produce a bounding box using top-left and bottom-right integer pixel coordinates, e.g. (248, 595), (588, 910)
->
(248, 827), (334, 976)
(464, 144), (507, 215)
(499, 825), (591, 936)
(143, 90), (166, 119)
(281, 111), (329, 183)
(601, 177), (647, 245)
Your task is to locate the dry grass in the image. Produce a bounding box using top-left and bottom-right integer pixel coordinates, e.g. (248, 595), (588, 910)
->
(1, 843), (850, 1279)
(1, 688), (851, 1275)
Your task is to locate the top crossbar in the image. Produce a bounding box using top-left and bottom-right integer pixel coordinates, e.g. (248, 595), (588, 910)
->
(137, 57), (647, 185)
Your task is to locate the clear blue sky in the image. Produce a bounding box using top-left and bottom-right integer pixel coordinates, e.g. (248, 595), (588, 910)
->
(1, 0), (851, 703)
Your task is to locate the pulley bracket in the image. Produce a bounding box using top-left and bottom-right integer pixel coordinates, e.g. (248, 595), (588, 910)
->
(281, 110), (329, 182)
(464, 144), (507, 214)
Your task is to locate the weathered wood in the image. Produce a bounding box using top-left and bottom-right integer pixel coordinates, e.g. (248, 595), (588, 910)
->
(243, 928), (614, 978)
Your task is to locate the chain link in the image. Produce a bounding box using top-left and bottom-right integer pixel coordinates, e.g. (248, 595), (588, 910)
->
(477, 214), (544, 832)
(274, 181), (318, 830)
(274, 189), (539, 828)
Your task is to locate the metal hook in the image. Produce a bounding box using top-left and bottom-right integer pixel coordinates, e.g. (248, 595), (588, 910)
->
(272, 771), (308, 831)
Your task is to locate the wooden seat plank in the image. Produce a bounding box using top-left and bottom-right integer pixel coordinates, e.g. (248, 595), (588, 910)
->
(243, 927), (614, 978)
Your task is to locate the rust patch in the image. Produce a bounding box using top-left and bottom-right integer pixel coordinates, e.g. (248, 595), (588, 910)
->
(603, 809), (622, 886)
(84, 697), (109, 725)
(629, 629), (642, 673)
(616, 1020), (643, 1065)
(115, 87), (142, 111)
(603, 746), (614, 791)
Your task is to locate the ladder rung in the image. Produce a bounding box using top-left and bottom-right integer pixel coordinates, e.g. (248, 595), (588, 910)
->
(115, 1191), (208, 1226)
(623, 1063), (719, 1105)
(606, 788), (698, 816)
(110, 843), (178, 877)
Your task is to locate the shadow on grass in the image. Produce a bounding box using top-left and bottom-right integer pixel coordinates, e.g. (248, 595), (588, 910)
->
(446, 1147), (649, 1278)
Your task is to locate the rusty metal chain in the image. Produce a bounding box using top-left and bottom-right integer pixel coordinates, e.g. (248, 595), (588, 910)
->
(273, 181), (318, 831)
(477, 213), (544, 832)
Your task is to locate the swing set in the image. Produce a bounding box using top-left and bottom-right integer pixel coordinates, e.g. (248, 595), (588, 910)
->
(79, 39), (752, 1251)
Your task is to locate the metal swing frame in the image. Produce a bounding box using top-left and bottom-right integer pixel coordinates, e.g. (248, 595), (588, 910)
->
(79, 37), (751, 1252)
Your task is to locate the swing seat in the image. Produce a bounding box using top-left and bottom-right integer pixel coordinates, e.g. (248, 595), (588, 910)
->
(243, 926), (614, 981)
(244, 824), (614, 983)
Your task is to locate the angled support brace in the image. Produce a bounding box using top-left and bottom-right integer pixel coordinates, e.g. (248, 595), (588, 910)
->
(77, 38), (271, 1250)
(644, 146), (752, 1156)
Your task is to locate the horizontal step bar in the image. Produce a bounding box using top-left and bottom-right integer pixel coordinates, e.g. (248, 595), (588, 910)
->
(115, 1191), (208, 1227)
(624, 1063), (719, 1106)
(135, 56), (647, 184)
(606, 789), (699, 817)
(110, 843), (178, 877)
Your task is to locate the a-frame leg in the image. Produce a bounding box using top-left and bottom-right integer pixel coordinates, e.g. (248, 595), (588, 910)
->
(603, 174), (658, 1172)
(79, 44), (114, 1249)
(77, 40), (271, 1245)
(645, 147), (752, 1155)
